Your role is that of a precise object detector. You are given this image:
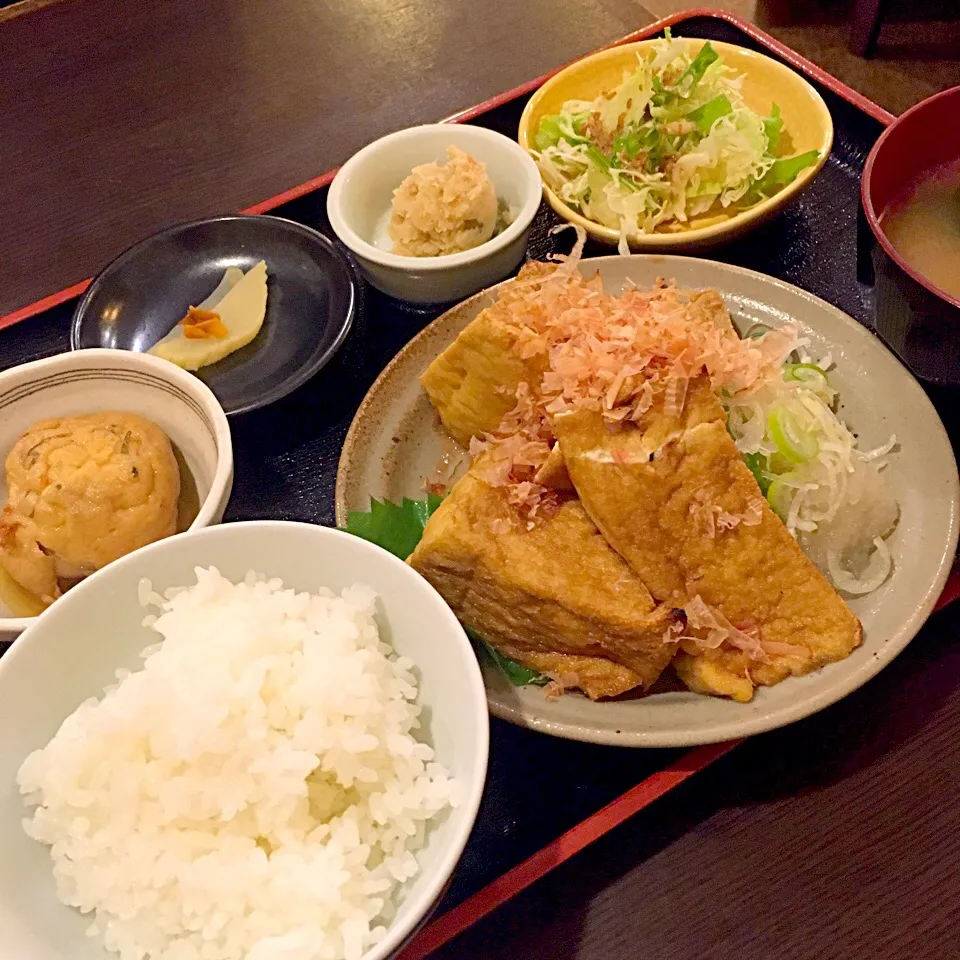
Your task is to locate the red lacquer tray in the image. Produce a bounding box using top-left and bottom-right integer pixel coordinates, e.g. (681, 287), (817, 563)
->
(1, 10), (956, 959)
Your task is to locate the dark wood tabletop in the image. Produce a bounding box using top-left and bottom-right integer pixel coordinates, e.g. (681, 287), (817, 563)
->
(0, 0), (649, 318)
(4, 2), (960, 959)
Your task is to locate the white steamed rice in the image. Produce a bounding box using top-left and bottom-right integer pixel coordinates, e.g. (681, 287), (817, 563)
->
(17, 567), (456, 960)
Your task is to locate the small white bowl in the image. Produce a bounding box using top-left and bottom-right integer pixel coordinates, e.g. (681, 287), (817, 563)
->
(0, 521), (489, 960)
(328, 124), (542, 304)
(0, 349), (233, 639)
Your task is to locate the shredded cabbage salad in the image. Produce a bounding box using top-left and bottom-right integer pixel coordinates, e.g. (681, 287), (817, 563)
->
(533, 32), (820, 251)
(725, 331), (899, 595)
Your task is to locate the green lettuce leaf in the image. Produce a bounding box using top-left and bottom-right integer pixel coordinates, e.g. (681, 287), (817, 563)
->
(686, 94), (733, 136)
(535, 114), (565, 151)
(343, 496), (547, 688)
(467, 627), (550, 687)
(764, 103), (783, 152)
(535, 112), (589, 151)
(756, 149), (820, 193)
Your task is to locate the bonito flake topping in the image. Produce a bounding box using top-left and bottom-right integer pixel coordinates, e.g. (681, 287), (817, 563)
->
(469, 228), (799, 517)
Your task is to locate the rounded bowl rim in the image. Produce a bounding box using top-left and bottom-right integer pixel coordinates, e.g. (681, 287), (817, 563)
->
(0, 519), (489, 960)
(860, 84), (960, 311)
(517, 37), (834, 248)
(327, 123), (543, 271)
(69, 214), (359, 415)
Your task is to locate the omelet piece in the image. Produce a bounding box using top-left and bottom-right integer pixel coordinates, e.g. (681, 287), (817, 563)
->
(555, 411), (862, 701)
(149, 261), (267, 371)
(0, 412), (180, 609)
(408, 466), (680, 698)
(0, 511), (58, 605)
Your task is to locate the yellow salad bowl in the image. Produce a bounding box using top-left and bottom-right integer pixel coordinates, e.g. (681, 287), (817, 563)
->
(518, 38), (834, 251)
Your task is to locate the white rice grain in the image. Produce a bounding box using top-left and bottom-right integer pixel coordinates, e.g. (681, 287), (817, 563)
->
(18, 567), (455, 960)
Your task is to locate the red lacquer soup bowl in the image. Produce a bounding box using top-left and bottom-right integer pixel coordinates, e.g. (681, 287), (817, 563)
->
(860, 85), (960, 385)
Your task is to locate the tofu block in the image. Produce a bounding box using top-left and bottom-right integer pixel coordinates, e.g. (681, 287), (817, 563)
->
(408, 467), (680, 698)
(498, 650), (646, 700)
(419, 263), (560, 446)
(420, 308), (545, 448)
(555, 411), (862, 700)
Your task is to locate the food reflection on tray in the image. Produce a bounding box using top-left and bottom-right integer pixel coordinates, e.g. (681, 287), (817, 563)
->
(351, 231), (901, 705)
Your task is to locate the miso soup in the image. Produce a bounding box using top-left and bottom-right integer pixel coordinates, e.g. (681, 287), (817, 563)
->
(879, 158), (960, 299)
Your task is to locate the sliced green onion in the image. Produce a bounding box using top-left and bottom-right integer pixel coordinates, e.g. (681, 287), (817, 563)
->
(612, 125), (645, 161)
(644, 126), (667, 171)
(768, 406), (819, 463)
(651, 75), (671, 109)
(784, 362), (828, 385)
(766, 452), (794, 476)
(743, 452), (772, 494)
(766, 477), (795, 520)
(586, 144), (612, 172)
(743, 322), (774, 340)
(679, 41), (719, 92)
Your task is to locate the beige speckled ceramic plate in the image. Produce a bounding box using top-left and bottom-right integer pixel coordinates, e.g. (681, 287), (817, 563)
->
(336, 257), (959, 747)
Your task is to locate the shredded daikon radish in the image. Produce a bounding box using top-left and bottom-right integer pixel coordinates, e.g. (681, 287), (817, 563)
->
(725, 355), (899, 596)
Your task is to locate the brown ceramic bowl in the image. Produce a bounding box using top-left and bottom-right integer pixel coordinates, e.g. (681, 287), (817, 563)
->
(860, 85), (960, 385)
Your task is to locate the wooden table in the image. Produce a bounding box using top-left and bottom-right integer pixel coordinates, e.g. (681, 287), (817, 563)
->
(4, 2), (960, 958)
(0, 0), (649, 319)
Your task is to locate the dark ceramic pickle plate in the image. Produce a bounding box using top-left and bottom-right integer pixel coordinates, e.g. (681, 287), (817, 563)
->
(71, 215), (358, 416)
(0, 12), (930, 934)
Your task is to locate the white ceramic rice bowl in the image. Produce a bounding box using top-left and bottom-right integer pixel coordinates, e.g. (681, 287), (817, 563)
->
(0, 521), (489, 960)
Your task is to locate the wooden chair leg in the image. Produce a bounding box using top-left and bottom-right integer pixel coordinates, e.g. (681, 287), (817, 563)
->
(850, 0), (887, 57)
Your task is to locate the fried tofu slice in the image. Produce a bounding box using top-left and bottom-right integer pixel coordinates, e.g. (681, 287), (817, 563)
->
(686, 288), (739, 340)
(420, 265), (556, 447)
(555, 411), (862, 701)
(420, 309), (538, 448)
(673, 653), (755, 703)
(494, 649), (644, 700)
(408, 467), (680, 698)
(421, 275), (737, 450)
(533, 443), (574, 491)
(631, 374), (727, 455)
